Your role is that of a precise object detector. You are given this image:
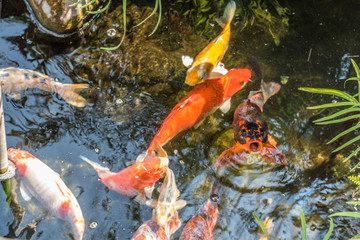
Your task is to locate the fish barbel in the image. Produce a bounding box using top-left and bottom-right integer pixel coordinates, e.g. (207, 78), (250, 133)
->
(0, 67), (89, 107)
(7, 148), (85, 240)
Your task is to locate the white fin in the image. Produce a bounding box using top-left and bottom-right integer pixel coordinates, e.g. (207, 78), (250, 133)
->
(219, 98), (231, 113)
(79, 155), (110, 172)
(135, 193), (147, 205)
(145, 199), (158, 208)
(6, 92), (21, 99)
(135, 150), (148, 163)
(174, 199), (187, 210)
(144, 184), (155, 199)
(181, 55), (194, 68)
(216, 0), (236, 28)
(20, 181), (32, 201)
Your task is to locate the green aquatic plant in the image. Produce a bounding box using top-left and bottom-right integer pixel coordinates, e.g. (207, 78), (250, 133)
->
(72, 0), (162, 50)
(299, 59), (360, 172)
(253, 213), (270, 239)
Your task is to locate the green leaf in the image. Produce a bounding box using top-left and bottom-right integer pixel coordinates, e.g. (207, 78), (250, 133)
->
(346, 201), (360, 205)
(352, 59), (360, 78)
(87, 0), (111, 14)
(332, 135), (360, 152)
(328, 212), (360, 218)
(342, 146), (360, 164)
(299, 208), (307, 240)
(351, 160), (360, 172)
(69, 0), (85, 7)
(350, 233), (360, 240)
(307, 102), (355, 110)
(148, 0), (161, 37)
(298, 87), (358, 103)
(313, 107), (360, 123)
(322, 218), (334, 240)
(344, 77), (360, 88)
(327, 123), (360, 144)
(315, 114), (360, 125)
(77, 0), (96, 9)
(253, 214), (269, 239)
(133, 0), (158, 28)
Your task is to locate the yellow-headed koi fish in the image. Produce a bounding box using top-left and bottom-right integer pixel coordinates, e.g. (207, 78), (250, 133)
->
(184, 0), (236, 86)
(0, 67), (89, 107)
(7, 148), (85, 240)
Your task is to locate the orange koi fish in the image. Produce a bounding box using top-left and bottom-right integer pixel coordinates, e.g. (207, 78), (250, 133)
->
(80, 143), (169, 203)
(145, 68), (251, 155)
(0, 67), (89, 107)
(131, 210), (181, 240)
(215, 79), (287, 168)
(7, 148), (85, 240)
(146, 168), (186, 227)
(184, 0), (236, 86)
(179, 180), (220, 240)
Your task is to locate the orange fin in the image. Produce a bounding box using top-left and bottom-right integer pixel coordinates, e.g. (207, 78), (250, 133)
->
(56, 83), (89, 108)
(215, 143), (245, 168)
(248, 80), (281, 112)
(260, 142), (287, 165)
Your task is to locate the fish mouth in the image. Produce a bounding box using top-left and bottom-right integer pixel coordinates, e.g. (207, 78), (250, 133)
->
(247, 141), (262, 154)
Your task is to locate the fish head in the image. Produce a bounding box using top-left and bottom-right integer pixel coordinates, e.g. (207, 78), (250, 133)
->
(164, 210), (182, 236)
(185, 63), (213, 86)
(225, 68), (251, 97)
(234, 119), (268, 154)
(7, 148), (34, 177)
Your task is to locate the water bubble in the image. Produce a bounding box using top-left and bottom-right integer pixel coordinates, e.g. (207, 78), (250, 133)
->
(310, 224), (317, 231)
(332, 100), (337, 103)
(107, 28), (117, 38)
(321, 194), (327, 201)
(95, 148), (100, 153)
(89, 221), (98, 229)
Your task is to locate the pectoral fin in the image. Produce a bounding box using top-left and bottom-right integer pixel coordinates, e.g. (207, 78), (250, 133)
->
(7, 91), (21, 100)
(174, 199), (187, 210)
(215, 143), (246, 168)
(20, 181), (32, 201)
(260, 142), (287, 165)
(145, 199), (158, 208)
(219, 98), (231, 113)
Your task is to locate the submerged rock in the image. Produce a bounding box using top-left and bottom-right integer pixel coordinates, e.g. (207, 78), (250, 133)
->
(24, 0), (99, 36)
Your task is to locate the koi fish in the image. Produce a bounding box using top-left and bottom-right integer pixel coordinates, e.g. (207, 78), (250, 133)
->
(7, 148), (85, 240)
(131, 210), (181, 240)
(179, 179), (220, 240)
(146, 168), (186, 226)
(144, 68), (251, 155)
(0, 67), (89, 107)
(215, 79), (287, 168)
(80, 143), (169, 203)
(184, 0), (236, 86)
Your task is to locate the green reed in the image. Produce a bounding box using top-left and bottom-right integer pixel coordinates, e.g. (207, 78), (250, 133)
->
(299, 59), (360, 172)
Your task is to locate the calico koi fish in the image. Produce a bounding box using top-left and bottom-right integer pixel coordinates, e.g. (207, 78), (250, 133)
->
(80, 143), (169, 203)
(146, 168), (186, 226)
(0, 67), (89, 107)
(215, 79), (287, 168)
(184, 0), (236, 86)
(7, 148), (85, 240)
(145, 68), (251, 155)
(179, 179), (220, 240)
(131, 210), (181, 240)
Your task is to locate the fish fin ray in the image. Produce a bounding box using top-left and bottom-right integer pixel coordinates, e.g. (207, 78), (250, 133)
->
(20, 181), (32, 201)
(144, 184), (155, 199)
(260, 142), (287, 165)
(249, 80), (281, 111)
(219, 98), (231, 113)
(55, 84), (89, 107)
(215, 143), (246, 168)
(216, 0), (236, 28)
(182, 55), (194, 68)
(135, 192), (147, 205)
(145, 199), (158, 208)
(174, 199), (187, 210)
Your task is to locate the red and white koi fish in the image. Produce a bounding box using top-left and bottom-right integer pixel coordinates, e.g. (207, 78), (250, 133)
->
(80, 143), (169, 203)
(179, 180), (220, 240)
(146, 168), (186, 227)
(7, 148), (85, 240)
(184, 0), (236, 86)
(131, 210), (181, 240)
(0, 67), (89, 107)
(144, 68), (251, 156)
(215, 79), (287, 168)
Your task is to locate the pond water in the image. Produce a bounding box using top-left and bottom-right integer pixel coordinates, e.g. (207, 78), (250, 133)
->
(1, 0), (360, 239)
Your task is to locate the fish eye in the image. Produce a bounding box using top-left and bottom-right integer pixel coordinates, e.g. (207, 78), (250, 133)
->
(210, 194), (219, 203)
(238, 137), (246, 145)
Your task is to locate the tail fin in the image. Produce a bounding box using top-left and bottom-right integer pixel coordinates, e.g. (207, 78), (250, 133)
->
(214, 143), (246, 168)
(248, 80), (281, 112)
(80, 155), (114, 179)
(216, 0), (236, 28)
(55, 83), (89, 108)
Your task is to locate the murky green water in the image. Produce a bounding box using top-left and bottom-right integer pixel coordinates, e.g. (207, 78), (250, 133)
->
(1, 0), (360, 239)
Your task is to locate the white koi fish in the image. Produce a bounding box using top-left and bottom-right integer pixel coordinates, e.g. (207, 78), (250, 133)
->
(7, 148), (85, 240)
(0, 67), (89, 107)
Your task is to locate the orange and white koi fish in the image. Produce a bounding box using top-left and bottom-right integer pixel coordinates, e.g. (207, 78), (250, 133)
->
(179, 180), (220, 240)
(80, 143), (169, 203)
(146, 168), (186, 227)
(131, 210), (181, 240)
(184, 0), (236, 86)
(144, 68), (250, 155)
(7, 148), (85, 240)
(215, 79), (287, 168)
(0, 67), (89, 107)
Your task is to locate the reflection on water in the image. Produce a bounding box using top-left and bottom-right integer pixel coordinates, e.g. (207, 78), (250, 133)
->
(1, 0), (360, 239)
